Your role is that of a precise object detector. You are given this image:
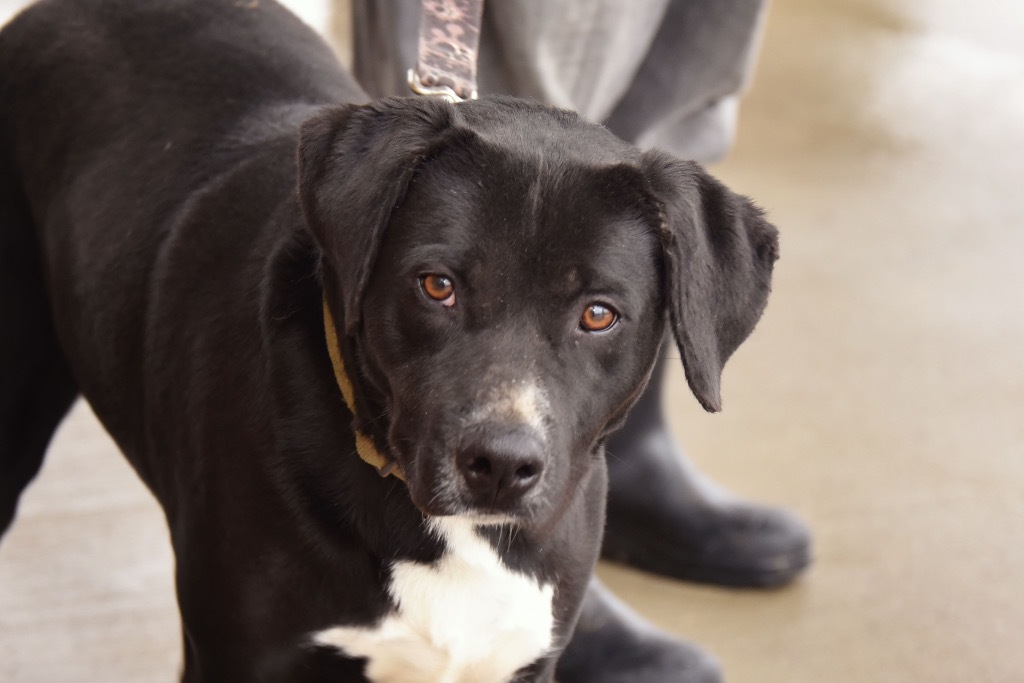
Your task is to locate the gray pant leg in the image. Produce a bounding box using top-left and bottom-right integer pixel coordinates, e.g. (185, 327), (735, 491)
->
(605, 0), (767, 162)
(348, 0), (766, 163)
(350, 0), (420, 98)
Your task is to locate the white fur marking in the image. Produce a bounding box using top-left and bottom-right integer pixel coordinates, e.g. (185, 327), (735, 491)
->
(510, 381), (547, 432)
(313, 517), (554, 683)
(475, 378), (550, 437)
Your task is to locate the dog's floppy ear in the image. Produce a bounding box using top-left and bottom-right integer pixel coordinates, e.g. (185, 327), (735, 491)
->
(297, 97), (456, 334)
(641, 150), (780, 413)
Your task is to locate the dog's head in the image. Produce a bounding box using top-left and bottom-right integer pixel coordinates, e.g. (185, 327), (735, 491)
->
(298, 97), (777, 529)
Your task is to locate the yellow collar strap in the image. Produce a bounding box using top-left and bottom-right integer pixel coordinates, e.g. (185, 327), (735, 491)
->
(322, 297), (406, 481)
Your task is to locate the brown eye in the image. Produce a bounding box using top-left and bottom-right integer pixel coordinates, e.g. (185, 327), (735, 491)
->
(420, 274), (455, 306)
(580, 303), (618, 332)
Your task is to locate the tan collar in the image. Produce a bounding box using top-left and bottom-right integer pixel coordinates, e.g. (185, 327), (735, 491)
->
(322, 297), (406, 481)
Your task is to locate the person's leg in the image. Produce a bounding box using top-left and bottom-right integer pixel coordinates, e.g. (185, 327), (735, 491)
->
(601, 0), (766, 161)
(349, 0), (419, 98)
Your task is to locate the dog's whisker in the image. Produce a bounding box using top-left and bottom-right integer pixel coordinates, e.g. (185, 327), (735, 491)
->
(605, 448), (626, 465)
(509, 523), (521, 554)
(362, 411), (390, 427)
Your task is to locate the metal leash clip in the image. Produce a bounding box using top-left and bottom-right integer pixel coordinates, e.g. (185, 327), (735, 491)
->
(408, 69), (473, 104)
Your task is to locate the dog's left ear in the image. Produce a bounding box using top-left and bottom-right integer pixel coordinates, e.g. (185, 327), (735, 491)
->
(641, 150), (780, 413)
(296, 97), (457, 334)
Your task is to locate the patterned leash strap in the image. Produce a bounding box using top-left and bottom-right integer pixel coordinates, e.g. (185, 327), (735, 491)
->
(408, 0), (484, 103)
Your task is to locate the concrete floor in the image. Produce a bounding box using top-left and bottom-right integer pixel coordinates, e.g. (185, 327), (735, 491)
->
(2, 0), (1023, 681)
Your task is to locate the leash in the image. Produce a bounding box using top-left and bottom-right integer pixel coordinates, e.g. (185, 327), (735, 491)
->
(407, 0), (484, 103)
(322, 1), (484, 481)
(323, 298), (405, 481)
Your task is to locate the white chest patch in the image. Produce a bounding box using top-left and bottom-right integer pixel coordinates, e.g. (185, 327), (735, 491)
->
(313, 518), (555, 683)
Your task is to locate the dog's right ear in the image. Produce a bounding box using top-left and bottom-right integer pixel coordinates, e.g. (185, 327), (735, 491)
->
(297, 97), (455, 334)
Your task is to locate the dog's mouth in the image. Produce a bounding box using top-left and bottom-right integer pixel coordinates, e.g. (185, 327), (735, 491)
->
(403, 469), (543, 524)
(442, 512), (519, 527)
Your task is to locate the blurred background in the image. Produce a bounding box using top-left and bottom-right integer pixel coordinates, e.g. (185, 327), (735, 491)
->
(1, 0), (1022, 681)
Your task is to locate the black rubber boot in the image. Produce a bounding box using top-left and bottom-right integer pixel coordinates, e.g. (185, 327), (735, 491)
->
(557, 579), (721, 683)
(602, 355), (812, 588)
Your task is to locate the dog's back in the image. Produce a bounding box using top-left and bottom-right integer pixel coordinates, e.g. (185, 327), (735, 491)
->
(1, 5), (395, 679)
(0, 0), (359, 529)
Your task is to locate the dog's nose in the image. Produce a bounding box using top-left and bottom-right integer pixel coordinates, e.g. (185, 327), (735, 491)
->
(456, 427), (545, 509)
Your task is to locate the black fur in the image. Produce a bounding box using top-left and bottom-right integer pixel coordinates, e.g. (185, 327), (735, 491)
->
(0, 1), (778, 681)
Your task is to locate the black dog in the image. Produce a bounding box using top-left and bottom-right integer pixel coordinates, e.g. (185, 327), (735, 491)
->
(0, 1), (778, 681)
